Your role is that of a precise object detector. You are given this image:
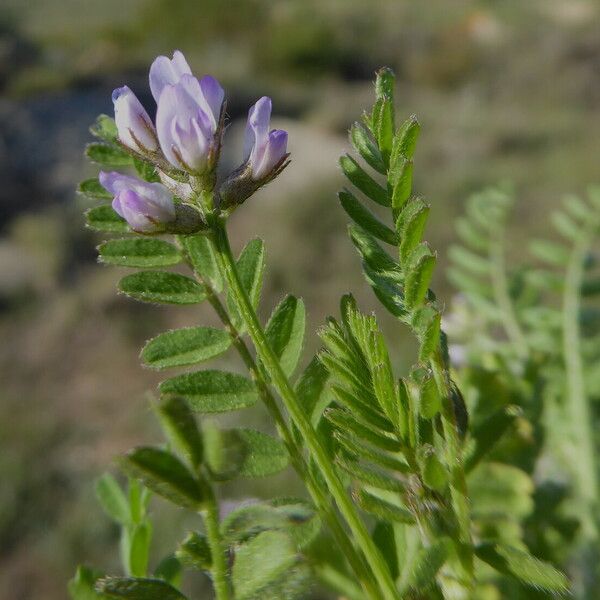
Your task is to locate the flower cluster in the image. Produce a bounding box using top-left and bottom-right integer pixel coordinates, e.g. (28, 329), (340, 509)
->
(101, 50), (289, 232)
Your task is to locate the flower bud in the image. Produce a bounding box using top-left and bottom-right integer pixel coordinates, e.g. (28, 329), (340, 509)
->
(218, 97), (289, 209)
(112, 86), (159, 153)
(244, 97), (289, 180)
(99, 171), (175, 233)
(156, 74), (224, 175)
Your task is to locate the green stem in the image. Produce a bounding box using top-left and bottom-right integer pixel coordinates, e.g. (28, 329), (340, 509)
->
(563, 225), (599, 539)
(430, 354), (474, 585)
(489, 229), (528, 358)
(211, 216), (399, 600)
(203, 485), (230, 600)
(196, 267), (378, 599)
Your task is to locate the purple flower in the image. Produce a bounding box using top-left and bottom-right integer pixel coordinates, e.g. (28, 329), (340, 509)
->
(112, 86), (158, 153)
(149, 50), (193, 102)
(156, 73), (224, 173)
(99, 171), (175, 232)
(244, 97), (288, 180)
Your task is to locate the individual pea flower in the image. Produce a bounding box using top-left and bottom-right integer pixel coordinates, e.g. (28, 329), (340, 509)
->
(219, 96), (289, 209)
(99, 171), (175, 232)
(155, 70), (225, 176)
(112, 86), (159, 154)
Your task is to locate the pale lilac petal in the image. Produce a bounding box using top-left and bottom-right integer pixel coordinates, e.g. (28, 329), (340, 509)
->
(99, 171), (141, 195)
(149, 50), (192, 102)
(112, 86), (158, 152)
(117, 190), (155, 231)
(254, 129), (288, 179)
(244, 96), (272, 163)
(199, 75), (224, 127)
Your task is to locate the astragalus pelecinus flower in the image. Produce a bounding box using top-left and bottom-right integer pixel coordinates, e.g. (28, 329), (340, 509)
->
(218, 96), (289, 209)
(99, 171), (176, 233)
(155, 62), (225, 176)
(112, 86), (159, 154)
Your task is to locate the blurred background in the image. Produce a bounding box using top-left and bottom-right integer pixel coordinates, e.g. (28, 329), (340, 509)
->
(1, 0), (599, 598)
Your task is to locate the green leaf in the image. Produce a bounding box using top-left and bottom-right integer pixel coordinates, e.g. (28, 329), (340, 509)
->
(153, 555), (182, 586)
(295, 356), (331, 428)
(95, 473), (130, 525)
(180, 235), (223, 293)
(340, 155), (389, 207)
(390, 158), (413, 211)
(339, 191), (397, 245)
(119, 272), (206, 305)
(96, 577), (187, 599)
(156, 395), (203, 468)
(475, 543), (569, 593)
(79, 178), (112, 199)
(232, 531), (302, 600)
(129, 523), (152, 577)
(235, 428), (289, 477)
(335, 455), (404, 492)
(221, 499), (319, 549)
(329, 384), (393, 433)
(228, 239), (265, 329)
(86, 143), (133, 167)
(392, 115), (420, 160)
(402, 538), (452, 592)
(529, 239), (569, 267)
(356, 491), (414, 524)
(86, 205), (129, 233)
(349, 225), (399, 273)
(98, 239), (182, 268)
(396, 198), (430, 264)
(69, 566), (105, 600)
(350, 122), (386, 174)
(422, 452), (448, 492)
(373, 97), (394, 164)
(418, 373), (441, 420)
(176, 532), (211, 571)
(119, 447), (203, 509)
(326, 408), (401, 452)
(373, 521), (399, 580)
(265, 295), (305, 377)
(134, 158), (160, 182)
(203, 424), (248, 480)
(404, 249), (436, 310)
(159, 370), (258, 413)
(142, 327), (231, 370)
(90, 114), (118, 143)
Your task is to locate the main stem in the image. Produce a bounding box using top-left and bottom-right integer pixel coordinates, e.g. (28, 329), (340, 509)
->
(211, 216), (399, 600)
(203, 485), (230, 600)
(196, 267), (379, 599)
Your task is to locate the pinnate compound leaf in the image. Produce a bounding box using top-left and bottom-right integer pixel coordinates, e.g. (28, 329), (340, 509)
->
(86, 143), (133, 167)
(99, 239), (182, 268)
(119, 447), (203, 509)
(142, 327), (231, 370)
(340, 155), (389, 207)
(475, 543), (569, 594)
(95, 473), (130, 525)
(69, 566), (105, 600)
(79, 178), (112, 199)
(180, 235), (223, 293)
(176, 532), (211, 571)
(86, 205), (128, 233)
(156, 395), (203, 468)
(96, 577), (187, 599)
(159, 370), (258, 413)
(265, 295), (305, 377)
(233, 530), (302, 600)
(339, 190), (398, 245)
(119, 272), (206, 305)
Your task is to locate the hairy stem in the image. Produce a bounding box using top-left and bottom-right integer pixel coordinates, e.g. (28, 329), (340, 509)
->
(430, 354), (474, 586)
(563, 224), (599, 538)
(189, 255), (379, 599)
(203, 485), (230, 600)
(211, 216), (399, 600)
